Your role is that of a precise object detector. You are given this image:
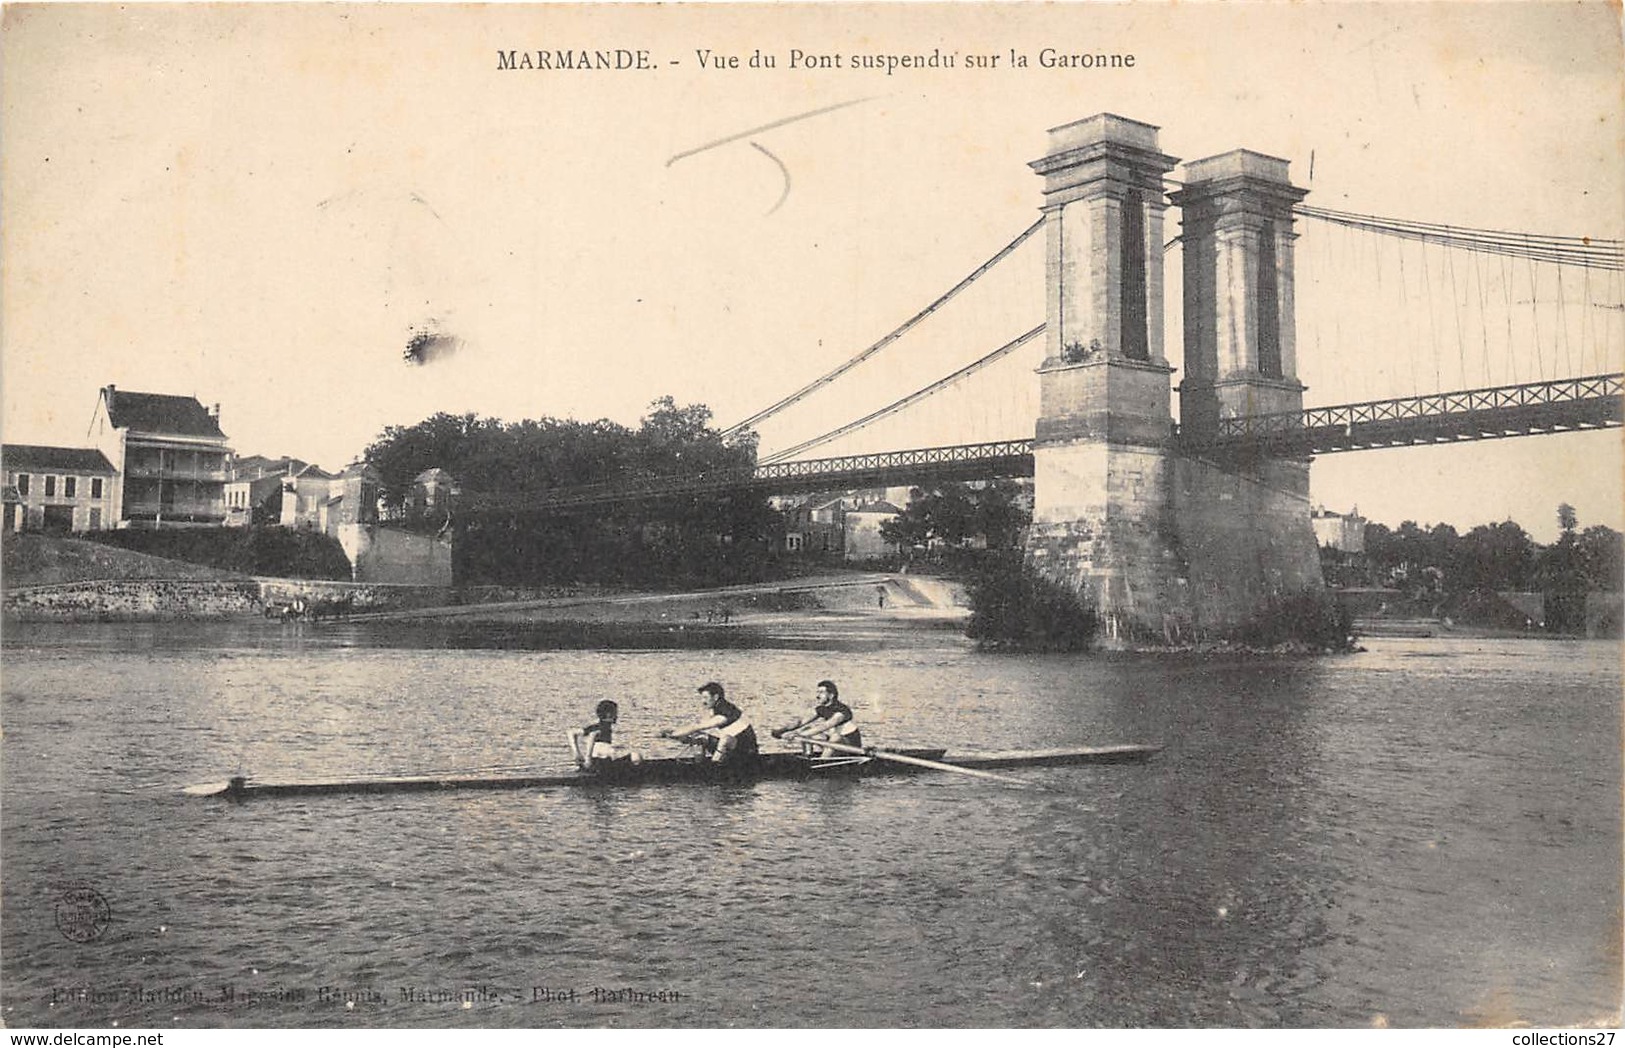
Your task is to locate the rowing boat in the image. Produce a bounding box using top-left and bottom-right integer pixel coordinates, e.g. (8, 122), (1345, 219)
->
(183, 744), (1161, 800)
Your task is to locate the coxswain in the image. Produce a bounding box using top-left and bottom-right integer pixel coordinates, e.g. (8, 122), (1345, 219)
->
(660, 682), (759, 765)
(568, 699), (643, 771)
(772, 679), (863, 757)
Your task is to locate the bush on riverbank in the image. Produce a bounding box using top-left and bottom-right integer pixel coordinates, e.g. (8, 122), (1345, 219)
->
(965, 552), (1097, 652)
(1230, 590), (1356, 651)
(82, 527), (353, 580)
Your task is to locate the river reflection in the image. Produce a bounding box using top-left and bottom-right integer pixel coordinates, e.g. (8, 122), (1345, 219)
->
(1, 621), (1618, 1028)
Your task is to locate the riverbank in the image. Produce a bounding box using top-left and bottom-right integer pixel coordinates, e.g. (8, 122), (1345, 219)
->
(1, 535), (972, 636)
(343, 572), (972, 648)
(2, 537), (1598, 646)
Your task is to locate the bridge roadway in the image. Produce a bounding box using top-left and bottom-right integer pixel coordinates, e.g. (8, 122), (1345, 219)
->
(460, 374), (1622, 515)
(1192, 373), (1623, 457)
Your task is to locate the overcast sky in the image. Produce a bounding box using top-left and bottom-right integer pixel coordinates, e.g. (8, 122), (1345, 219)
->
(4, 3), (1620, 542)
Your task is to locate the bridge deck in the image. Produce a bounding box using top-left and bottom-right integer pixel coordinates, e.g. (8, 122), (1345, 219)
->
(461, 375), (1621, 515)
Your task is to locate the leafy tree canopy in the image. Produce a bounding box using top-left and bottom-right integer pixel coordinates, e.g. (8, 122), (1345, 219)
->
(1363, 506), (1620, 595)
(880, 481), (1032, 554)
(363, 400), (758, 507)
(360, 400), (775, 589)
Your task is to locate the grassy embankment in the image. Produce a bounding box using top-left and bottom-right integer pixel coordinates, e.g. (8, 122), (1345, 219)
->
(2, 533), (245, 589)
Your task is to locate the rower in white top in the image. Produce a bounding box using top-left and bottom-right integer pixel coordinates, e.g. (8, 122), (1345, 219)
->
(661, 682), (760, 766)
(772, 679), (864, 757)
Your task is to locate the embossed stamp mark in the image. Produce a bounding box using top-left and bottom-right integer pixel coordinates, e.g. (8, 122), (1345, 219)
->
(55, 887), (111, 943)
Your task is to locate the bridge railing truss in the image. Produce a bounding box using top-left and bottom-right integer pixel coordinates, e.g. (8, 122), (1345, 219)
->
(462, 439), (1036, 515)
(462, 377), (1620, 515)
(1187, 374), (1623, 456)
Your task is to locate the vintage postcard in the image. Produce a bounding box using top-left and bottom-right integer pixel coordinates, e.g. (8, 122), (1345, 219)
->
(2, 2), (1620, 1034)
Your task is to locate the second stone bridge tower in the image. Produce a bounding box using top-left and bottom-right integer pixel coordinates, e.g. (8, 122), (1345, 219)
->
(1022, 114), (1322, 639)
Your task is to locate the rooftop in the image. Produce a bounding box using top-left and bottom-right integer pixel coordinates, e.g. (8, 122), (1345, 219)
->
(102, 386), (226, 439)
(3, 444), (117, 474)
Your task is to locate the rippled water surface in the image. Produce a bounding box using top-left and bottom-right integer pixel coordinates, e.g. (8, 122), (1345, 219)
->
(2, 621), (1618, 1028)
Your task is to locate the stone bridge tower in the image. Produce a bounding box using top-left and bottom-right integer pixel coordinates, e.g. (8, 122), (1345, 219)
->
(1023, 115), (1322, 641)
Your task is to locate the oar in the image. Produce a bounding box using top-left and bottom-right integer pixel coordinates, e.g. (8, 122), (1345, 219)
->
(783, 733), (1047, 791)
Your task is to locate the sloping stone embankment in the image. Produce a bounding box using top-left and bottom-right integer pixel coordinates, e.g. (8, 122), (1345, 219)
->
(4, 578), (460, 622)
(4, 579), (265, 622)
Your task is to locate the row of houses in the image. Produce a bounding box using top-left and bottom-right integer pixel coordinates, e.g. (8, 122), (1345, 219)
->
(2, 385), (378, 535)
(5, 386), (224, 533)
(3, 384), (904, 561)
(4, 385), (457, 583)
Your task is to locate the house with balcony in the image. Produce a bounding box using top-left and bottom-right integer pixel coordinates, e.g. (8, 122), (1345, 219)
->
(87, 385), (233, 528)
(2, 444), (118, 533)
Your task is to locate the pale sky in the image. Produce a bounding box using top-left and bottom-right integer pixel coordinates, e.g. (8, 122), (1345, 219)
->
(3, 3), (1621, 543)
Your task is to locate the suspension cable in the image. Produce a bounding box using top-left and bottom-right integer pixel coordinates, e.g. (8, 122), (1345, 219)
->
(759, 325), (1044, 464)
(1296, 204), (1623, 270)
(722, 219), (1044, 437)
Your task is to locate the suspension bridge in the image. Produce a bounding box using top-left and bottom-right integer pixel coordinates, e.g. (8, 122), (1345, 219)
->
(462, 113), (1621, 632)
(466, 133), (1620, 509)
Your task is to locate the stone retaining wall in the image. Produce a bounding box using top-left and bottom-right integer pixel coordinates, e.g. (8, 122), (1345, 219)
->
(4, 577), (456, 622)
(4, 580), (265, 622)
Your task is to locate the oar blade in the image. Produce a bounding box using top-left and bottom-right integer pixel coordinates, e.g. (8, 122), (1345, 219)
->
(783, 733), (1046, 790)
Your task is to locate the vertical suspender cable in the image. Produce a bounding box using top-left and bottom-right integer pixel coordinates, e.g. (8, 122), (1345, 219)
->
(1527, 252), (1546, 381)
(1420, 238), (1441, 391)
(1445, 241), (1468, 388)
(1472, 248), (1493, 385)
(1396, 233), (1418, 397)
(1554, 265), (1573, 378)
(1499, 253), (1518, 384)
(1580, 264), (1595, 375)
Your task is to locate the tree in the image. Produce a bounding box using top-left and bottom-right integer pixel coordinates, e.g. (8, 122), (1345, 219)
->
(361, 398), (775, 588)
(1558, 502), (1579, 538)
(1454, 521), (1535, 593)
(879, 482), (1032, 564)
(973, 481), (1031, 550)
(363, 412), (504, 509)
(1536, 506), (1623, 596)
(878, 503), (932, 552)
(880, 484), (977, 552)
(1577, 525), (1624, 592)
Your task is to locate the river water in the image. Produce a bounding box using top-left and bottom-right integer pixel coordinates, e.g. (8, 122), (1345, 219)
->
(1, 619), (1618, 1029)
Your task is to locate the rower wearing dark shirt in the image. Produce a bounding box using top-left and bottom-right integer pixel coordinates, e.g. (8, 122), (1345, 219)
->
(568, 699), (642, 770)
(772, 679), (863, 756)
(661, 682), (759, 765)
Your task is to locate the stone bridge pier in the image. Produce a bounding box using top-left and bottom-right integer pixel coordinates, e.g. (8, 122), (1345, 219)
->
(1022, 114), (1322, 641)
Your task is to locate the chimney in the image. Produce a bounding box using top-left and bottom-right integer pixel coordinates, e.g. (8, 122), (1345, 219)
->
(210, 403), (220, 419)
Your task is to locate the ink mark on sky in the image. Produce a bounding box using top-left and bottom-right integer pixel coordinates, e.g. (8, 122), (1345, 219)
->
(664, 97), (874, 167)
(750, 142), (792, 215)
(667, 97), (872, 216)
(408, 192), (444, 222)
(404, 321), (461, 366)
